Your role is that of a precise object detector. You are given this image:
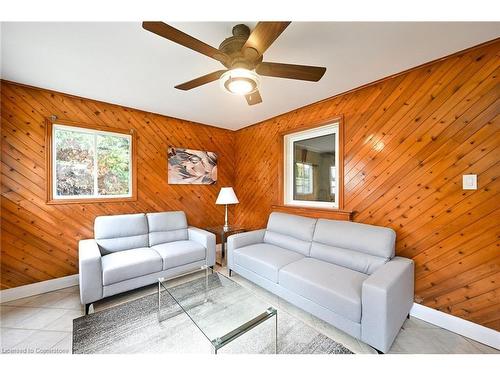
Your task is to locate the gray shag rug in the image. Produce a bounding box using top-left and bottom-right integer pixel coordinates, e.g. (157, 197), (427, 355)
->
(73, 289), (353, 354)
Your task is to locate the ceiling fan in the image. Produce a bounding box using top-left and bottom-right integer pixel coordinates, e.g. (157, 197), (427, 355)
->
(142, 22), (327, 105)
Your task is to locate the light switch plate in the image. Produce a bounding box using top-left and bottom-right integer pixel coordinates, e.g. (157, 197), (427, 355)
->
(463, 174), (477, 190)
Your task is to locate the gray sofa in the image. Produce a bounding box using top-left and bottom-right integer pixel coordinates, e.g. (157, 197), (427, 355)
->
(227, 212), (414, 353)
(79, 211), (215, 313)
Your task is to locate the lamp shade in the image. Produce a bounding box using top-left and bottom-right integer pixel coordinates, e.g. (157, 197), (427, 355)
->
(216, 187), (239, 205)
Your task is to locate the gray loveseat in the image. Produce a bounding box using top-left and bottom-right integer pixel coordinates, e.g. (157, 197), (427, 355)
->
(227, 212), (414, 353)
(79, 211), (215, 313)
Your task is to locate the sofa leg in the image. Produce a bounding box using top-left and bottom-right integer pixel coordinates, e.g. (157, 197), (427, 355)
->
(85, 303), (91, 315)
(228, 269), (232, 277)
(376, 349), (384, 354)
(407, 313), (410, 319)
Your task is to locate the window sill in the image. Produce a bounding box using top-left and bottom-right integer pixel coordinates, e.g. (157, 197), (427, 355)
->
(46, 196), (137, 205)
(271, 205), (353, 221)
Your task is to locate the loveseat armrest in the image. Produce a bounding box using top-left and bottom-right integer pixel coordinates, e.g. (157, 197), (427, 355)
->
(188, 227), (216, 266)
(227, 229), (266, 270)
(78, 239), (103, 305)
(361, 256), (414, 353)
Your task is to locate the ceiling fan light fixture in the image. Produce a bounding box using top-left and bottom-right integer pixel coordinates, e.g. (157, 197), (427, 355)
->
(220, 68), (259, 95)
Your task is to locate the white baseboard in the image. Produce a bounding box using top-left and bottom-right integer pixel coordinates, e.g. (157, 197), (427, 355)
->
(410, 302), (499, 350)
(0, 274), (79, 303)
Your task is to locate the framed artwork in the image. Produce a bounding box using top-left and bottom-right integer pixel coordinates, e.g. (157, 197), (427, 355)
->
(167, 147), (217, 185)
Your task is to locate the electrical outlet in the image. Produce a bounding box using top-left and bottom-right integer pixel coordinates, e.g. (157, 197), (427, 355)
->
(462, 174), (477, 190)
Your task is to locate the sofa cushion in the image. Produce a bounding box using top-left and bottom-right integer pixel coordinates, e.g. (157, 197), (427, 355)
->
(233, 243), (304, 283)
(101, 248), (162, 285)
(95, 213), (149, 255)
(313, 219), (395, 259)
(310, 242), (388, 275)
(147, 211), (188, 246)
(263, 212), (317, 256)
(279, 258), (368, 322)
(152, 240), (205, 270)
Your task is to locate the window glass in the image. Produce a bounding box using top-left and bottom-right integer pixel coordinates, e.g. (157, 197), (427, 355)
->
(53, 124), (132, 200)
(55, 128), (95, 197)
(97, 134), (131, 196)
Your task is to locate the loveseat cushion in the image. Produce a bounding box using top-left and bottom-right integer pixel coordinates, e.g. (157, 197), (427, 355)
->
(101, 248), (163, 285)
(263, 212), (317, 256)
(95, 213), (149, 255)
(279, 258), (368, 322)
(152, 240), (206, 270)
(233, 243), (304, 283)
(147, 211), (188, 246)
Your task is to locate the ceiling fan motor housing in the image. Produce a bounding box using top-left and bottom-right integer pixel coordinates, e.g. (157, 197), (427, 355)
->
(219, 24), (261, 70)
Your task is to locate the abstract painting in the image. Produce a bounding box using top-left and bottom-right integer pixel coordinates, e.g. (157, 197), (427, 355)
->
(167, 147), (217, 185)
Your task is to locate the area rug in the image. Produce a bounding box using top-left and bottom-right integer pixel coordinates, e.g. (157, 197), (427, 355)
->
(73, 290), (353, 354)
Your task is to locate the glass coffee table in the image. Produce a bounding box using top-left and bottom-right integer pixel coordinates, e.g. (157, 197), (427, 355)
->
(158, 267), (277, 354)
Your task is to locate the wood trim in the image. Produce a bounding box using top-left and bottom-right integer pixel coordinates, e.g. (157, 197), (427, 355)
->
(277, 114), (345, 210)
(271, 205), (352, 221)
(45, 117), (138, 204)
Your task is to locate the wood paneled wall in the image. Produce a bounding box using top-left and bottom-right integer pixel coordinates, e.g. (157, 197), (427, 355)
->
(1, 40), (499, 331)
(1, 81), (235, 289)
(234, 40), (500, 330)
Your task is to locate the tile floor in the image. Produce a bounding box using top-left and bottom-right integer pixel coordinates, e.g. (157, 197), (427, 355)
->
(0, 265), (498, 354)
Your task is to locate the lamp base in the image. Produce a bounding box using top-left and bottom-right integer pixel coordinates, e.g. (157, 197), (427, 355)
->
(223, 204), (229, 232)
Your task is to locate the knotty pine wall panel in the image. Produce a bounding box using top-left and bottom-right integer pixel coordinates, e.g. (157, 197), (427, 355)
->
(234, 40), (500, 330)
(0, 81), (235, 289)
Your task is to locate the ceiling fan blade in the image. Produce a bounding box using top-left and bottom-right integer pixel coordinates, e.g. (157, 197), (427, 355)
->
(142, 22), (229, 65)
(175, 70), (227, 90)
(256, 62), (326, 82)
(242, 22), (291, 57)
(245, 90), (263, 106)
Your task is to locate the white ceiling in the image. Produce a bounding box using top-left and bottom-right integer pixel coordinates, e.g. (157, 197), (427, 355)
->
(1, 22), (498, 130)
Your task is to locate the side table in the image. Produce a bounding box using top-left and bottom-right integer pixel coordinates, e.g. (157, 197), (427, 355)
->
(204, 225), (246, 266)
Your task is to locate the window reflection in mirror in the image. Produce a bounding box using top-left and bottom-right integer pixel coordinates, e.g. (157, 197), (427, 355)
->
(293, 133), (336, 202)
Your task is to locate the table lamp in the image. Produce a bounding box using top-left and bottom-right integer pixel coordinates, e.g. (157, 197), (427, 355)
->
(216, 187), (239, 231)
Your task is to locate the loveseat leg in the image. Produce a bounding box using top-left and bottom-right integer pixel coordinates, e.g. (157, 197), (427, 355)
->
(228, 269), (233, 277)
(85, 303), (91, 315)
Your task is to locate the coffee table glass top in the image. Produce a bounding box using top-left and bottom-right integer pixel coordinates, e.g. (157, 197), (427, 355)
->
(158, 269), (277, 352)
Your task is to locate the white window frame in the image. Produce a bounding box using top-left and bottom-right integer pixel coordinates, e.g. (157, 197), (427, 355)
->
(52, 124), (133, 200)
(284, 122), (339, 209)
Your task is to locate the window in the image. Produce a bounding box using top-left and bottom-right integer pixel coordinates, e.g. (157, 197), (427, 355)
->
(295, 162), (313, 195)
(284, 122), (340, 209)
(47, 122), (135, 202)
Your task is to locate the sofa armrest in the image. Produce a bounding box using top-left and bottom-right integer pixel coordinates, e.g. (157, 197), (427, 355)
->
(188, 227), (216, 267)
(78, 239), (103, 305)
(227, 229), (266, 270)
(361, 256), (414, 353)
